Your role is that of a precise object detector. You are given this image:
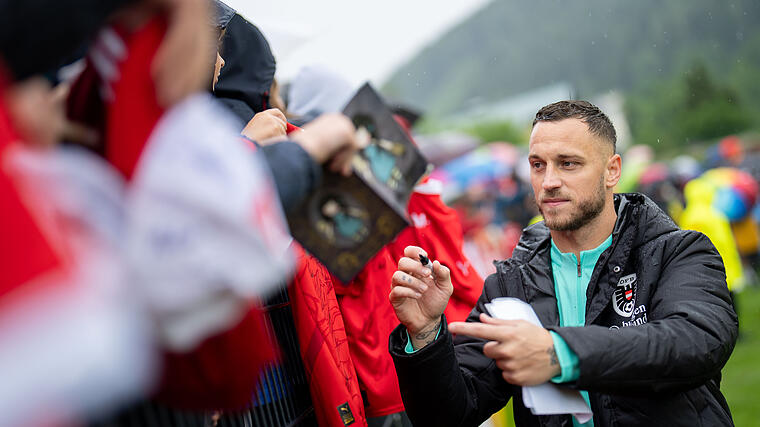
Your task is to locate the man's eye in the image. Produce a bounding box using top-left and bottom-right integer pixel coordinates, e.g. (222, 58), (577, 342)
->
(532, 162), (544, 169)
(562, 161), (577, 168)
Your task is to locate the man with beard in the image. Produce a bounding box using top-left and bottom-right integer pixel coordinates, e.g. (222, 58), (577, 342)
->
(388, 101), (738, 426)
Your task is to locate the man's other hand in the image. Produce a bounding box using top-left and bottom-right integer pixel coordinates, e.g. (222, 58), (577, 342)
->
(449, 313), (561, 386)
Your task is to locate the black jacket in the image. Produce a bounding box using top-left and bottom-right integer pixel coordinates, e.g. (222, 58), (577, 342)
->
(258, 142), (321, 213)
(390, 193), (737, 427)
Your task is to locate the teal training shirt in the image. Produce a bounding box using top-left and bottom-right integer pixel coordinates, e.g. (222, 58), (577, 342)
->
(548, 234), (612, 427)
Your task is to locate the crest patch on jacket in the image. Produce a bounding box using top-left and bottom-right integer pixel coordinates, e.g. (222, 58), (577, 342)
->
(613, 273), (637, 317)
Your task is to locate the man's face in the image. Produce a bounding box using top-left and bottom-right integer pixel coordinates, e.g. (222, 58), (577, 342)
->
(528, 118), (614, 231)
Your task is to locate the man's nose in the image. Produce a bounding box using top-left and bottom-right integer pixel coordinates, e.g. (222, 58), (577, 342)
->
(542, 165), (561, 191)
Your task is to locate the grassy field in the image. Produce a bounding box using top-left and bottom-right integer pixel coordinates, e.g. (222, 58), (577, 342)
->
(722, 285), (760, 426)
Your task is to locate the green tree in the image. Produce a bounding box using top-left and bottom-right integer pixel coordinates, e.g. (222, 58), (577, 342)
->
(626, 60), (753, 151)
(676, 61), (753, 142)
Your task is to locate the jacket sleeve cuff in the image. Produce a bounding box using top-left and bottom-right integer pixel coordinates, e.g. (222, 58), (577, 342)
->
(404, 323), (443, 354)
(549, 331), (580, 383)
(390, 315), (450, 360)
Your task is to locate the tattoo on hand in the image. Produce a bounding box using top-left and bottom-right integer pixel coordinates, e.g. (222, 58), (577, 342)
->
(547, 346), (559, 366)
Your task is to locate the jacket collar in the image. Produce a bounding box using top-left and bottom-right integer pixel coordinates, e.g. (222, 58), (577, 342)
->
(513, 193), (674, 261)
(511, 193), (676, 323)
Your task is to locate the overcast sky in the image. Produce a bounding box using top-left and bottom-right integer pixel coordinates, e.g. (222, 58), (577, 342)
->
(223, 0), (491, 87)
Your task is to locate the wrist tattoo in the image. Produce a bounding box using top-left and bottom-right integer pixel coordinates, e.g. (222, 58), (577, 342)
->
(547, 346), (559, 366)
(414, 320), (441, 342)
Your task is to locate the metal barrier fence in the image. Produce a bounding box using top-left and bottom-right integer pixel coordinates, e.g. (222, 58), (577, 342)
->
(92, 286), (316, 427)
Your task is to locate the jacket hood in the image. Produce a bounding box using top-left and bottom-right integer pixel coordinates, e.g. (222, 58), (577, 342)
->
(213, 14), (275, 124)
(287, 64), (356, 125)
(683, 177), (717, 206)
(512, 193), (679, 263)
(213, 0), (235, 29)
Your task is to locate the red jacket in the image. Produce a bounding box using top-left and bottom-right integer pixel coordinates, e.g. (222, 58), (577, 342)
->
(333, 248), (403, 417)
(0, 76), (67, 313)
(289, 247), (367, 427)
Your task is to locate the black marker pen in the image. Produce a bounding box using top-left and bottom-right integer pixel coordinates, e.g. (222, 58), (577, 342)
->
(419, 254), (432, 271)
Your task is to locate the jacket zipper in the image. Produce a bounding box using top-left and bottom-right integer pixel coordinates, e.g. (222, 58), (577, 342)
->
(577, 255), (583, 326)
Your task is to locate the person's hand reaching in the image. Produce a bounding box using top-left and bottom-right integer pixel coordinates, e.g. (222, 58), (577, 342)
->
(242, 109), (288, 145)
(292, 113), (369, 176)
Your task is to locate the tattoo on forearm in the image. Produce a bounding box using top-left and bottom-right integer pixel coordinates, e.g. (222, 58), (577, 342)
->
(547, 346), (559, 366)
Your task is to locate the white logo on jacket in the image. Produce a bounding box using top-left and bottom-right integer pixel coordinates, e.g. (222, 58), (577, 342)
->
(410, 212), (430, 228)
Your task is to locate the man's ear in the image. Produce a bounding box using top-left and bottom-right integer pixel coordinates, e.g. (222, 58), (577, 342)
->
(606, 153), (622, 189)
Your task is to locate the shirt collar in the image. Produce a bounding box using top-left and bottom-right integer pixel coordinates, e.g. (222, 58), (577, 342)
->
(550, 234), (613, 266)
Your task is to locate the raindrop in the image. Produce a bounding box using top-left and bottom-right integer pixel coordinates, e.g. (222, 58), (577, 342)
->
(652, 43), (657, 48)
(657, 138), (660, 144)
(591, 40), (595, 46)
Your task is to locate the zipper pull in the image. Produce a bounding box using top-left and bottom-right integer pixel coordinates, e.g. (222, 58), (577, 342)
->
(577, 260), (582, 277)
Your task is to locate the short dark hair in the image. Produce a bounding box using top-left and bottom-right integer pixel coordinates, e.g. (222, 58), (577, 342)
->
(533, 100), (617, 152)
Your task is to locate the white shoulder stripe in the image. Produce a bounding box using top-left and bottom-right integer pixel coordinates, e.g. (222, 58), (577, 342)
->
(413, 178), (443, 195)
(89, 47), (119, 83)
(98, 28), (127, 60)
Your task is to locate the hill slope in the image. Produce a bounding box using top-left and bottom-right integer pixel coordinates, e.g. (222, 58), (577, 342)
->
(382, 0), (760, 117)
